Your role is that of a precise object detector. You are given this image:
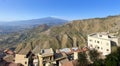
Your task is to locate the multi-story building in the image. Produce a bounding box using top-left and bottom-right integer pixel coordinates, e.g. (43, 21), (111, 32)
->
(88, 32), (118, 55)
(38, 48), (54, 66)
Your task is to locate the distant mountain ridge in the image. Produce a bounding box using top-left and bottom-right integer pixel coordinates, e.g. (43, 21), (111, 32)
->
(0, 17), (68, 34)
(0, 17), (68, 26)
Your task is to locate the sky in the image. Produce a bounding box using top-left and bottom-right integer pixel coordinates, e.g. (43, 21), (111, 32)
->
(0, 0), (120, 21)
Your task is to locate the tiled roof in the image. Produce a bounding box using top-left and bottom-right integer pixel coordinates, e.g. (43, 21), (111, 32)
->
(59, 59), (74, 66)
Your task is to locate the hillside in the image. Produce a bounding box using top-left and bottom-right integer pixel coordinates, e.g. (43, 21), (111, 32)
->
(15, 15), (120, 54)
(0, 24), (49, 49)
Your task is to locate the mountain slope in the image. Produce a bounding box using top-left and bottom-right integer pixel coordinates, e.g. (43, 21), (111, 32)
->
(15, 15), (120, 54)
(0, 24), (49, 49)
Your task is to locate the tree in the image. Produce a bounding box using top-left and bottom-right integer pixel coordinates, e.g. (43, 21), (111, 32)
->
(91, 59), (104, 66)
(105, 53), (118, 66)
(77, 52), (88, 66)
(88, 47), (120, 66)
(105, 47), (120, 66)
(116, 47), (120, 61)
(89, 49), (100, 62)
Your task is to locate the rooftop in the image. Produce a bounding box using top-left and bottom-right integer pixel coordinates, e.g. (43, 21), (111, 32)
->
(88, 32), (118, 39)
(59, 48), (71, 53)
(40, 48), (54, 56)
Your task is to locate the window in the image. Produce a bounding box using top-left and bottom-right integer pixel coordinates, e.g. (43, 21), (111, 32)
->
(97, 41), (99, 43)
(25, 61), (27, 64)
(89, 39), (92, 42)
(90, 44), (93, 47)
(106, 49), (109, 51)
(97, 47), (100, 49)
(99, 35), (102, 37)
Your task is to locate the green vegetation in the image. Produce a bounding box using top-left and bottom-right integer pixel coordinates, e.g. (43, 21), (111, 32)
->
(89, 49), (100, 62)
(77, 52), (88, 66)
(104, 47), (120, 66)
(96, 47), (120, 66)
(77, 47), (120, 66)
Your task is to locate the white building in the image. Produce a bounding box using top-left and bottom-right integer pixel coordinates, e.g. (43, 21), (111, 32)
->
(88, 32), (118, 55)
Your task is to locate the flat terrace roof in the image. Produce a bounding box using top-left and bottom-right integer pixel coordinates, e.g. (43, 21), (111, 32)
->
(88, 32), (117, 39)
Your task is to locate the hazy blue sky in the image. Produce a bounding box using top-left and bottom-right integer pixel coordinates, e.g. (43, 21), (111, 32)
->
(0, 0), (120, 21)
